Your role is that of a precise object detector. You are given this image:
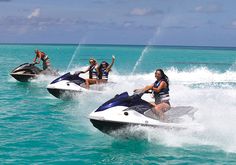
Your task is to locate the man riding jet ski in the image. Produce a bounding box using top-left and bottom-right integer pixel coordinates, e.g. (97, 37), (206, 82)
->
(89, 91), (196, 136)
(10, 49), (58, 82)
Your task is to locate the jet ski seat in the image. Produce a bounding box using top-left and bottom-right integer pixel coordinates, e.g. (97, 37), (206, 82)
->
(143, 109), (160, 120)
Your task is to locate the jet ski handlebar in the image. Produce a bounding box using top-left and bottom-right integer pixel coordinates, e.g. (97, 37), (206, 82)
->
(144, 90), (153, 94)
(133, 89), (152, 95)
(30, 62), (36, 66)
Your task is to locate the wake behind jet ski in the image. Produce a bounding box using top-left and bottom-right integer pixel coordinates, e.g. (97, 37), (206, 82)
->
(89, 92), (197, 137)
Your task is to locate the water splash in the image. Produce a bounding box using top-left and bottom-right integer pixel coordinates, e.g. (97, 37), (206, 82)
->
(131, 46), (149, 74)
(66, 44), (81, 72)
(66, 38), (86, 72)
(105, 68), (236, 152)
(131, 27), (161, 74)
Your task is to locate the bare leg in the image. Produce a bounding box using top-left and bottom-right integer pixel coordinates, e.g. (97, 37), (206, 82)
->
(85, 79), (90, 89)
(85, 79), (97, 89)
(97, 79), (108, 84)
(153, 102), (170, 121)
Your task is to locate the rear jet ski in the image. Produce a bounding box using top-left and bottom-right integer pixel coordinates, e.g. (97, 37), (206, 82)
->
(10, 63), (59, 82)
(47, 72), (102, 99)
(89, 92), (197, 136)
(10, 63), (42, 82)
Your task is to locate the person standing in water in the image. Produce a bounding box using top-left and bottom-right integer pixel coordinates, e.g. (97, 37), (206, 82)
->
(97, 55), (115, 83)
(33, 49), (51, 70)
(76, 58), (99, 89)
(134, 69), (170, 119)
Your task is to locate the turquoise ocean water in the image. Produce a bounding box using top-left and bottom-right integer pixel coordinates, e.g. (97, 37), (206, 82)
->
(1, 44), (236, 164)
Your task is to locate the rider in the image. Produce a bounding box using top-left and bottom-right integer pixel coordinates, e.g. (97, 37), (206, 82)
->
(76, 58), (99, 89)
(33, 49), (51, 70)
(97, 55), (115, 83)
(134, 69), (170, 119)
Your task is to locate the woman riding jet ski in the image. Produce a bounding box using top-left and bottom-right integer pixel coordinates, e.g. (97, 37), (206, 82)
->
(47, 56), (115, 99)
(77, 56), (115, 88)
(134, 69), (170, 120)
(89, 91), (196, 136)
(47, 58), (100, 99)
(89, 69), (197, 136)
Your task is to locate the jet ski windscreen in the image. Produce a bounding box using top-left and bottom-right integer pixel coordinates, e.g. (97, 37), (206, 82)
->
(50, 72), (85, 85)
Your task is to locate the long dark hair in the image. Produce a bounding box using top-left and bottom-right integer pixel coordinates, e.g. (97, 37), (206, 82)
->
(156, 69), (169, 86)
(98, 61), (109, 79)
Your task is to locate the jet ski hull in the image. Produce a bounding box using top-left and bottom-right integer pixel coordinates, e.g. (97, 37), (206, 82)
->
(89, 92), (198, 137)
(47, 73), (88, 99)
(47, 87), (83, 99)
(90, 119), (128, 135)
(90, 119), (187, 136)
(10, 73), (36, 82)
(10, 63), (42, 82)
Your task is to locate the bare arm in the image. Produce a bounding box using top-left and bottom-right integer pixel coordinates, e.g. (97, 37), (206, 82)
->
(106, 55), (115, 72)
(143, 84), (154, 92)
(33, 56), (37, 63)
(80, 66), (91, 74)
(134, 84), (154, 93)
(33, 54), (41, 64)
(95, 64), (99, 73)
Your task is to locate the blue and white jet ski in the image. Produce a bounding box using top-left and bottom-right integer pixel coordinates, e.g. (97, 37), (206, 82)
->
(47, 72), (102, 99)
(89, 92), (197, 136)
(47, 72), (87, 99)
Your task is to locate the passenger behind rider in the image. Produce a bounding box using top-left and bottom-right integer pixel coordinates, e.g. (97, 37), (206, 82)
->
(33, 49), (51, 71)
(134, 69), (170, 120)
(76, 58), (99, 89)
(97, 55), (115, 83)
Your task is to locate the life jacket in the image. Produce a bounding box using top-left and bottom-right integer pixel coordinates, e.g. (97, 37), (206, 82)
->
(100, 68), (109, 80)
(153, 79), (169, 103)
(89, 65), (98, 79)
(37, 51), (49, 61)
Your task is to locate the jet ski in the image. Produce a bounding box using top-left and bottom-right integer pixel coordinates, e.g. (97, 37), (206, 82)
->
(89, 92), (197, 136)
(10, 63), (42, 82)
(47, 72), (102, 99)
(10, 63), (59, 82)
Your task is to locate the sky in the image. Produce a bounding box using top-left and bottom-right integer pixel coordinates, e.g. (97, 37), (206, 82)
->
(0, 0), (236, 46)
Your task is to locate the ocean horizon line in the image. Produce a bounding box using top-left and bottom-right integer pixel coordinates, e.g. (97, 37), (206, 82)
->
(1, 42), (236, 50)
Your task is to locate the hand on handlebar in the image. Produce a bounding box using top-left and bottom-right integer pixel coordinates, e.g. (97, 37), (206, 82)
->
(74, 71), (82, 75)
(133, 89), (144, 94)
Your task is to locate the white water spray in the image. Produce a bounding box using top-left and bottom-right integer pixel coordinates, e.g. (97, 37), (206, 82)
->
(68, 65), (236, 153)
(131, 27), (161, 74)
(66, 38), (86, 72)
(66, 44), (81, 72)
